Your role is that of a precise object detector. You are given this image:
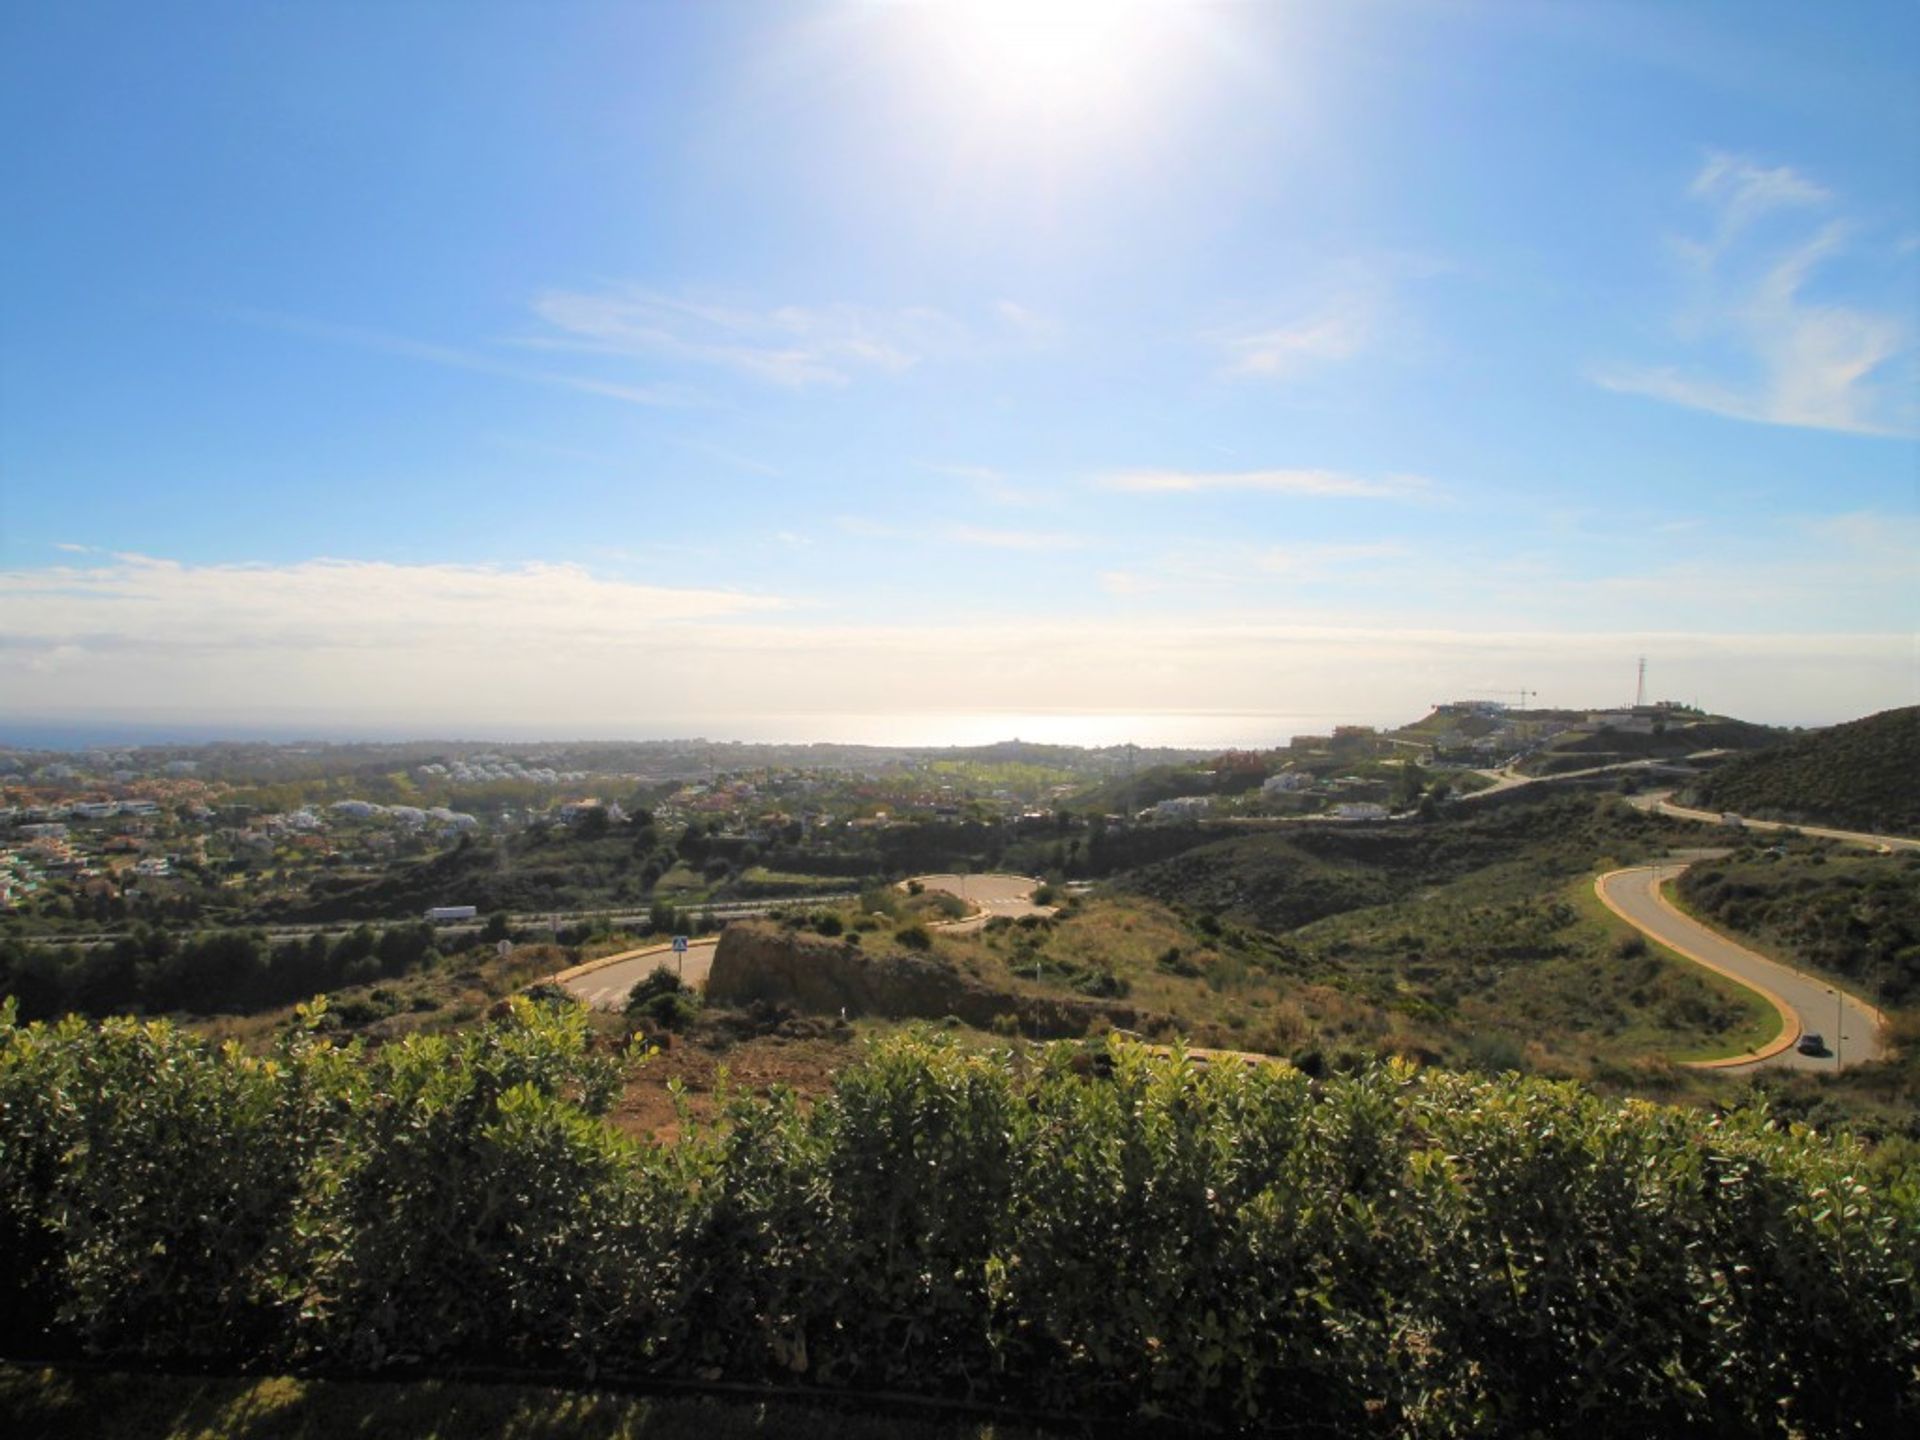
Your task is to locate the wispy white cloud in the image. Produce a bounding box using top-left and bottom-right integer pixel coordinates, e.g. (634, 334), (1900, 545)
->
(0, 551), (1908, 737)
(1095, 468), (1428, 499)
(1207, 255), (1444, 383)
(1096, 538), (1414, 597)
(1260, 540), (1408, 576)
(942, 524), (1083, 552)
(1686, 150), (1828, 255)
(1596, 153), (1914, 437)
(1, 555), (1906, 737)
(1214, 294), (1376, 381)
(991, 299), (1057, 343)
(920, 462), (1057, 508)
(523, 286), (965, 388)
(678, 439), (784, 477)
(0, 555), (781, 661)
(232, 309), (694, 408)
(834, 514), (1082, 550)
(1803, 510), (1920, 575)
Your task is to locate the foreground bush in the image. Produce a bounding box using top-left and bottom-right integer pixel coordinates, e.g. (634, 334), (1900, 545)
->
(1, 997), (1913, 1436)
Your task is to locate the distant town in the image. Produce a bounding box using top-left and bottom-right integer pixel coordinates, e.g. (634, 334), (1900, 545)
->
(0, 697), (1771, 931)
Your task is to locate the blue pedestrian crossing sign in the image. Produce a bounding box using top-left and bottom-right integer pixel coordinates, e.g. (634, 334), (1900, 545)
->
(671, 935), (689, 954)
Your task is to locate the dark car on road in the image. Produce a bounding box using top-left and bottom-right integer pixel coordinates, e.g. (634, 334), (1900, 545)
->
(1797, 1032), (1827, 1056)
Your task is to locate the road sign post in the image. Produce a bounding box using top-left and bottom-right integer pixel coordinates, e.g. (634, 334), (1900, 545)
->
(672, 934), (689, 979)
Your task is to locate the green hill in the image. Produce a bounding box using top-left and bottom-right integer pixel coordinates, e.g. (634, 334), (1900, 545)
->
(1676, 845), (1920, 1007)
(1513, 715), (1787, 777)
(1116, 791), (1684, 933)
(1686, 706), (1920, 835)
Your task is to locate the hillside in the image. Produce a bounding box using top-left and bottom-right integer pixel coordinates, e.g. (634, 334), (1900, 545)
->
(1676, 844), (1920, 1007)
(1116, 791), (1684, 934)
(1086, 792), (1779, 1072)
(1513, 715), (1787, 777)
(1686, 706), (1920, 835)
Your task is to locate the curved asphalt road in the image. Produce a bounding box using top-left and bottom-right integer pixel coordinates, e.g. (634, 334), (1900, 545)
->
(1595, 863), (1886, 1072)
(557, 872), (1052, 1007)
(907, 872), (1054, 933)
(1641, 795), (1920, 853)
(558, 938), (719, 1009)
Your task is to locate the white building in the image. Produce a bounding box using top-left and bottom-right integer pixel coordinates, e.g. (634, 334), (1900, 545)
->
(1261, 772), (1314, 796)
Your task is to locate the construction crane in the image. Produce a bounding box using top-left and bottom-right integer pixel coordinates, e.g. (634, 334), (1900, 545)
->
(1476, 689), (1536, 710)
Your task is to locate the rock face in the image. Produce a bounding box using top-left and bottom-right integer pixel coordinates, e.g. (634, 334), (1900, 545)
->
(708, 921), (1153, 1039)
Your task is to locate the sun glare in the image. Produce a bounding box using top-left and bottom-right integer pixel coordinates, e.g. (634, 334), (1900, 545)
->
(919, 0), (1175, 118)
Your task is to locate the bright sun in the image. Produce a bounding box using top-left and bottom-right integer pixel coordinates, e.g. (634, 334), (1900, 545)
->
(918, 0), (1175, 119)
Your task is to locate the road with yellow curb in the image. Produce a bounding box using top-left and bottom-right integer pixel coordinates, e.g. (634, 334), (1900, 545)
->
(552, 938), (719, 1009)
(1595, 863), (1887, 1072)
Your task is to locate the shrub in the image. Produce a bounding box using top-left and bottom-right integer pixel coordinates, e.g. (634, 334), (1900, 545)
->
(857, 886), (901, 920)
(0, 1005), (1914, 1432)
(1155, 945), (1201, 977)
(625, 967), (701, 1031)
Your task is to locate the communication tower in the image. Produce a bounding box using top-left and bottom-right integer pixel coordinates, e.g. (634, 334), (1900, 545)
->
(1635, 657), (1647, 709)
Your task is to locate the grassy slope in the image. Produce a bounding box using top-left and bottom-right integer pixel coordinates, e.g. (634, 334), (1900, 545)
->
(1577, 879), (1783, 1063)
(1670, 844), (1920, 1008)
(907, 794), (1780, 1075)
(0, 1366), (1036, 1440)
(1687, 705), (1920, 835)
(1116, 791), (1672, 933)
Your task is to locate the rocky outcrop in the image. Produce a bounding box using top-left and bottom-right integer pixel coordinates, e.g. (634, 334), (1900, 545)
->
(708, 921), (1154, 1039)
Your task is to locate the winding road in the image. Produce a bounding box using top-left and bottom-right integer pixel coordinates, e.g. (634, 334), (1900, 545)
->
(1634, 794), (1920, 853)
(556, 938), (719, 1009)
(1595, 863), (1887, 1072)
(557, 865), (1894, 1080)
(906, 872), (1055, 933)
(556, 872), (1052, 1007)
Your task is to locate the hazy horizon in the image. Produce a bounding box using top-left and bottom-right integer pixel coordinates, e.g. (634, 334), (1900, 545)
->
(0, 691), (1900, 757)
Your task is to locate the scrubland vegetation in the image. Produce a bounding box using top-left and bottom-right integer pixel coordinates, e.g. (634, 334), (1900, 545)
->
(1686, 706), (1920, 835)
(1678, 844), (1920, 1008)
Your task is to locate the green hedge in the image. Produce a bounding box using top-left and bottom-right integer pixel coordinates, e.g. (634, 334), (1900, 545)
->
(1, 996), (1913, 1436)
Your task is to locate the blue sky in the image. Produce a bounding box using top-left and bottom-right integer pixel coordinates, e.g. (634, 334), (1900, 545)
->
(2, 0), (1915, 744)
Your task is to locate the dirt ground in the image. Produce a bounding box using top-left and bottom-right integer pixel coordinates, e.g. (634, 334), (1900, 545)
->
(603, 1020), (859, 1141)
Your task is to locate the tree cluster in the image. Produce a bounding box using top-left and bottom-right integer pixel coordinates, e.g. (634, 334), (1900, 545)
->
(0, 921), (443, 1020)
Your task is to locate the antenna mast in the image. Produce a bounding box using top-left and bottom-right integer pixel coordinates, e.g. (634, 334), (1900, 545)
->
(1635, 656), (1647, 709)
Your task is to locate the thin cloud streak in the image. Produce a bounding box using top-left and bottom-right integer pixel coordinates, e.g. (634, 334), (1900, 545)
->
(1215, 294), (1375, 381)
(524, 285), (961, 388)
(0, 554), (782, 655)
(942, 524), (1083, 551)
(833, 515), (1081, 550)
(1096, 468), (1428, 499)
(920, 463), (1058, 508)
(230, 309), (695, 408)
